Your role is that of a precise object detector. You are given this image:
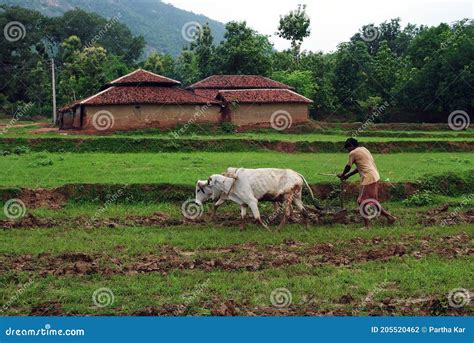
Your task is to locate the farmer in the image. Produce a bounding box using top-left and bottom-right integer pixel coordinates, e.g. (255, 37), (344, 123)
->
(337, 138), (397, 228)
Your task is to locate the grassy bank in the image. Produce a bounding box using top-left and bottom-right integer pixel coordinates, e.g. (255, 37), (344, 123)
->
(0, 152), (472, 187)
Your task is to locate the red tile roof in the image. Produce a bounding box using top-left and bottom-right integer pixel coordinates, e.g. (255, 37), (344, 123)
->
(217, 89), (313, 104)
(188, 75), (292, 89)
(106, 69), (181, 87)
(75, 86), (221, 107)
(192, 88), (220, 100)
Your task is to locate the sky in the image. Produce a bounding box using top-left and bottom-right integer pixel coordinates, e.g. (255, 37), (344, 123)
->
(165, 0), (472, 52)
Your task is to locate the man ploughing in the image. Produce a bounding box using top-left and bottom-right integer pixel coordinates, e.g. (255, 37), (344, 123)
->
(337, 138), (397, 228)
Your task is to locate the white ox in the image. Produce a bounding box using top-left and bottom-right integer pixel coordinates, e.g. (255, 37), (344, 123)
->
(195, 167), (314, 230)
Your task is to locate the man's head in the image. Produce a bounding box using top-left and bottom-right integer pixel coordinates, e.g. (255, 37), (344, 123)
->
(344, 138), (359, 151)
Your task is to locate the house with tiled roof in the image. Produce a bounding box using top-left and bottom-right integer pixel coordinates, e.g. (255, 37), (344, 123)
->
(59, 70), (312, 131)
(187, 75), (312, 127)
(59, 69), (222, 131)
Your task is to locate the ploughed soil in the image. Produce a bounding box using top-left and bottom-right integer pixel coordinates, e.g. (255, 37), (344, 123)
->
(1, 181), (416, 209)
(2, 233), (472, 277)
(9, 232), (471, 316)
(131, 294), (473, 316)
(418, 204), (474, 226)
(28, 295), (472, 316)
(1, 203), (473, 229)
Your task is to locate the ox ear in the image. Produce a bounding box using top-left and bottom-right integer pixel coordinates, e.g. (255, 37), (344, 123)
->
(197, 180), (206, 188)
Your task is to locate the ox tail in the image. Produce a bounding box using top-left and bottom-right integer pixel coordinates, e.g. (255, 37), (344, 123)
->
(296, 172), (324, 211)
(296, 172), (315, 200)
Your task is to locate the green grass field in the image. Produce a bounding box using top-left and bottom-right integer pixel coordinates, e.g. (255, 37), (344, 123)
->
(0, 151), (472, 187)
(1, 221), (472, 315)
(1, 121), (473, 317)
(1, 123), (473, 142)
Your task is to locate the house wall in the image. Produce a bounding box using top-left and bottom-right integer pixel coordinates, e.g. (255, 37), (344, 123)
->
(229, 103), (309, 127)
(81, 104), (222, 131)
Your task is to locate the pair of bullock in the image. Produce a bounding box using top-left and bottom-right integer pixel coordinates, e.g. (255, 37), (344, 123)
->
(195, 167), (317, 230)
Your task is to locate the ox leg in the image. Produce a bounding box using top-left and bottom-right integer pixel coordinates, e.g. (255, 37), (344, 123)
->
(240, 204), (247, 231)
(293, 197), (309, 229)
(277, 195), (292, 231)
(212, 198), (225, 219)
(248, 200), (268, 229)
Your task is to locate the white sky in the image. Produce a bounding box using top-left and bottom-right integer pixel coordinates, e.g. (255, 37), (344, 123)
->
(165, 0), (473, 52)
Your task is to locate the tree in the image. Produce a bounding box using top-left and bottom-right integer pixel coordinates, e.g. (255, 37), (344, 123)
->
(190, 23), (215, 78)
(332, 41), (373, 111)
(58, 36), (128, 104)
(143, 52), (165, 75)
(0, 5), (50, 109)
(174, 50), (200, 86)
(26, 60), (52, 116)
(351, 18), (418, 57)
(271, 70), (316, 100)
(371, 41), (399, 98)
(213, 21), (273, 75)
(277, 4), (311, 61)
(50, 8), (145, 63)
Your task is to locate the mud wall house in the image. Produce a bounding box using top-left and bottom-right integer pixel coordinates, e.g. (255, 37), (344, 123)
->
(58, 69), (222, 131)
(59, 71), (312, 131)
(187, 75), (313, 127)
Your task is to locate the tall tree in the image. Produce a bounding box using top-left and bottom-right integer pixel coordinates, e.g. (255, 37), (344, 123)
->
(190, 23), (215, 78)
(213, 21), (273, 75)
(276, 4), (311, 61)
(174, 50), (200, 86)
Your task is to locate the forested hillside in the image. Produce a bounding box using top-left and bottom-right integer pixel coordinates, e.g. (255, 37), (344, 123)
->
(1, 3), (472, 122)
(0, 0), (225, 55)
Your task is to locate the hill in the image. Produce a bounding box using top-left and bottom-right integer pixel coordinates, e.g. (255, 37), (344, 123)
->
(0, 0), (226, 56)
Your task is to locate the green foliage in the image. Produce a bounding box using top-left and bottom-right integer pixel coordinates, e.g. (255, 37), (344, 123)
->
(402, 191), (434, 207)
(419, 170), (474, 196)
(143, 52), (175, 78)
(212, 21), (273, 75)
(277, 4), (311, 59)
(219, 122), (236, 133)
(1, 2), (472, 121)
(190, 23), (215, 78)
(174, 51), (200, 86)
(271, 70), (316, 100)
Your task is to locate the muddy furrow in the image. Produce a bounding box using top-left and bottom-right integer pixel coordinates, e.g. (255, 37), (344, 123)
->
(1, 234), (472, 276)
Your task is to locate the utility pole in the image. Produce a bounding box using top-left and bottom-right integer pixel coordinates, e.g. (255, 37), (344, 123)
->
(51, 58), (57, 125)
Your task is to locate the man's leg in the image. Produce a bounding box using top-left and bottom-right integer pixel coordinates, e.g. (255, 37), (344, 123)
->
(380, 207), (397, 223)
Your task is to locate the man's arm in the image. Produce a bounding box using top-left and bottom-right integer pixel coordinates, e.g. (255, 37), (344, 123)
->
(338, 165), (358, 180)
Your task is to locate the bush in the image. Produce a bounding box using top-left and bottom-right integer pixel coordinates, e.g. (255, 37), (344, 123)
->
(402, 191), (433, 207)
(220, 122), (236, 133)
